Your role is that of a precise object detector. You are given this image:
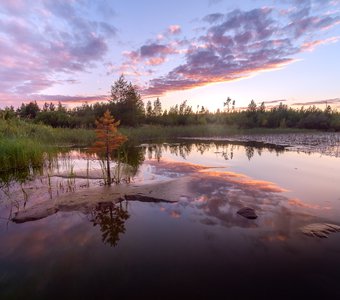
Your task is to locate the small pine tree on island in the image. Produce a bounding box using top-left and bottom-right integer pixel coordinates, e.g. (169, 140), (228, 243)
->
(91, 110), (127, 185)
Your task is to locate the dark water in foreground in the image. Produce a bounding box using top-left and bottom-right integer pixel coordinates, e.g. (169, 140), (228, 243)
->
(1, 140), (340, 299)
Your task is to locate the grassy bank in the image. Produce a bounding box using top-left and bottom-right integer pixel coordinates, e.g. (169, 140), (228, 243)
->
(120, 124), (315, 142)
(0, 119), (95, 146)
(0, 119), (95, 180)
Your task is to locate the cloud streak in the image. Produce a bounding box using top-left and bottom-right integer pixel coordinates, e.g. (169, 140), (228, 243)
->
(262, 99), (287, 104)
(30, 94), (109, 103)
(292, 98), (340, 106)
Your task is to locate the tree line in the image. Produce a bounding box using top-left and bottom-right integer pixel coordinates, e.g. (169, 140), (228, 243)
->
(1, 75), (339, 131)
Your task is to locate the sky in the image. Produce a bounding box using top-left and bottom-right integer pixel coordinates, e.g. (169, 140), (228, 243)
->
(0, 0), (340, 111)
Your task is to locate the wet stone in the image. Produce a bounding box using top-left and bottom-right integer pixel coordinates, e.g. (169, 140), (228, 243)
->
(237, 207), (258, 219)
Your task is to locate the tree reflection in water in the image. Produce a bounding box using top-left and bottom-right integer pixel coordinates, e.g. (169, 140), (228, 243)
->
(111, 141), (145, 184)
(142, 141), (285, 161)
(90, 201), (129, 247)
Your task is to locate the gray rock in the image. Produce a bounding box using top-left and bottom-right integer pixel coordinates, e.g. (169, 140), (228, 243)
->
(237, 207), (258, 219)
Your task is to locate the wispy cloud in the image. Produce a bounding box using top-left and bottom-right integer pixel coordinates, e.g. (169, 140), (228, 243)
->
(301, 36), (340, 51)
(262, 99), (287, 104)
(292, 98), (340, 106)
(26, 94), (110, 108)
(30, 94), (109, 102)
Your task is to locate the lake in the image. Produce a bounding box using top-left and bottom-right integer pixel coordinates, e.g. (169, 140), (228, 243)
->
(1, 135), (340, 299)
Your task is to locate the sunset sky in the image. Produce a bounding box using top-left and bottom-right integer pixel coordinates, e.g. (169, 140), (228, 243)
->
(0, 0), (340, 111)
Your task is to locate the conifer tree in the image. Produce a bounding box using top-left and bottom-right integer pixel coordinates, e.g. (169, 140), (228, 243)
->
(91, 110), (127, 185)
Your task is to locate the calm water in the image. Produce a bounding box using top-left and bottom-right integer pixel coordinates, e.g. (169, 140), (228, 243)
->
(1, 140), (340, 299)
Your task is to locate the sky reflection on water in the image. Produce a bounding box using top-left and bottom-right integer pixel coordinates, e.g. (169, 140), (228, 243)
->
(144, 142), (340, 220)
(1, 141), (340, 299)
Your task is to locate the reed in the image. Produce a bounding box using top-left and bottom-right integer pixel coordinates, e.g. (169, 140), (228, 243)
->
(0, 119), (95, 146)
(0, 119), (95, 183)
(0, 137), (46, 172)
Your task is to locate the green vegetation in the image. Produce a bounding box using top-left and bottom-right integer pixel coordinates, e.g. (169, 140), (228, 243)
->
(0, 118), (95, 146)
(0, 118), (95, 183)
(0, 137), (45, 179)
(1, 75), (338, 132)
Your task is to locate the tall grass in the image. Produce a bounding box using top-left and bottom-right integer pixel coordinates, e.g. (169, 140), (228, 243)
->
(0, 119), (95, 183)
(0, 119), (95, 146)
(0, 138), (45, 171)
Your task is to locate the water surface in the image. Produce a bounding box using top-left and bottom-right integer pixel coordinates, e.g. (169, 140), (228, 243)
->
(1, 139), (340, 299)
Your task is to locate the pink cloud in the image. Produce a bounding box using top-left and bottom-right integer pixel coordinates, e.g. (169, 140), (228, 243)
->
(167, 25), (181, 35)
(31, 94), (109, 104)
(142, 4), (340, 96)
(0, 1), (116, 105)
(112, 24), (190, 79)
(301, 36), (340, 51)
(115, 41), (180, 76)
(0, 0), (27, 14)
(146, 57), (167, 66)
(1, 0), (339, 105)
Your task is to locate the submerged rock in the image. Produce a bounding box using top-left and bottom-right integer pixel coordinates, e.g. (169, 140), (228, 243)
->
(237, 207), (258, 219)
(300, 223), (340, 238)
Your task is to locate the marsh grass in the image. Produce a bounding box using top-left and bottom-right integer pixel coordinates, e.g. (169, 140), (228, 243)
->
(0, 119), (95, 146)
(0, 119), (95, 184)
(0, 138), (45, 173)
